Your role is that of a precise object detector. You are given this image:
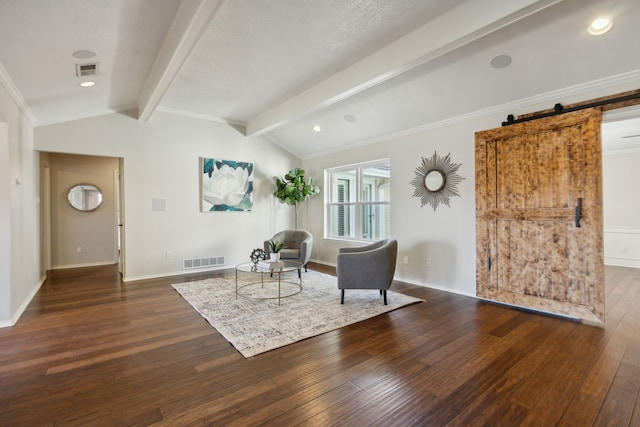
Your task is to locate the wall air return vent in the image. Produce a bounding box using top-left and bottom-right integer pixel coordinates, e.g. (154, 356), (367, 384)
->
(76, 63), (98, 77)
(183, 256), (225, 270)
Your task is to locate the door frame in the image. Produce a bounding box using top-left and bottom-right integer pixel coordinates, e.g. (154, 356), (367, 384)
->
(117, 158), (125, 278)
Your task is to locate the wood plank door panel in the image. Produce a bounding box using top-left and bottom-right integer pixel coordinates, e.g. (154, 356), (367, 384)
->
(476, 108), (604, 325)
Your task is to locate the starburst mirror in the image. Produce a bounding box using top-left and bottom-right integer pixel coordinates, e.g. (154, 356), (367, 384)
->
(410, 151), (464, 211)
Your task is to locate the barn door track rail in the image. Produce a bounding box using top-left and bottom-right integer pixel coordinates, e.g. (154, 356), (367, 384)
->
(502, 90), (640, 126)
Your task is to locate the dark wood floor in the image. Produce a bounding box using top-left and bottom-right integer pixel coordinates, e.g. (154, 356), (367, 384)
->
(1, 263), (639, 426)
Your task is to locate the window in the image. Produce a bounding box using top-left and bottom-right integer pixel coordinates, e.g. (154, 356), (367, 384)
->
(325, 160), (390, 241)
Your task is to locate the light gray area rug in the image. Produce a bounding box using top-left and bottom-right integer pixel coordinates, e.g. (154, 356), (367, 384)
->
(172, 270), (423, 358)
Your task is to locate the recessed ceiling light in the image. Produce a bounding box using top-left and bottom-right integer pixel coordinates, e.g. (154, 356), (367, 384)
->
(588, 18), (613, 35)
(79, 81), (96, 88)
(490, 54), (512, 69)
(72, 50), (96, 59)
(312, 125), (322, 132)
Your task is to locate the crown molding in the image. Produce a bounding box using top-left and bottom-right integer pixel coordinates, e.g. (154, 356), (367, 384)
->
(391, 69), (640, 140)
(303, 69), (640, 160)
(261, 132), (303, 160)
(603, 147), (640, 156)
(0, 60), (35, 125)
(602, 103), (640, 123)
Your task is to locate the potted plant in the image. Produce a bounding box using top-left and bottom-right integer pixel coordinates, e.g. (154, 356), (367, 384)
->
(273, 168), (320, 229)
(267, 239), (284, 262)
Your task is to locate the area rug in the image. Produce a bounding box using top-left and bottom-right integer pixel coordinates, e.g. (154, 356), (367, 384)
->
(172, 270), (423, 358)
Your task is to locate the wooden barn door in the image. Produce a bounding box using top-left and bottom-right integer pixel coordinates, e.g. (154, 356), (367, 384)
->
(475, 108), (604, 325)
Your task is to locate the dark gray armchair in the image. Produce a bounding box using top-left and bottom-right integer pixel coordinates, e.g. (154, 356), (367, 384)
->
(336, 238), (398, 305)
(264, 229), (313, 276)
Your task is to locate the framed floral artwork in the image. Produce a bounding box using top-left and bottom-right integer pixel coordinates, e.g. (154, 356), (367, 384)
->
(201, 158), (253, 212)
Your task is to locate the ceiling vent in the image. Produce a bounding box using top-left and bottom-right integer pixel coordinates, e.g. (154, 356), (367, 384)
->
(76, 63), (98, 77)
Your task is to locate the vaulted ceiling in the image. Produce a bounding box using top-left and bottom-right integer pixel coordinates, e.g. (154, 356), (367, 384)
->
(1, 0), (639, 158)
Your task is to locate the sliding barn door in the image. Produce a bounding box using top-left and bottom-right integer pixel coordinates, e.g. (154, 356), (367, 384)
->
(475, 108), (604, 325)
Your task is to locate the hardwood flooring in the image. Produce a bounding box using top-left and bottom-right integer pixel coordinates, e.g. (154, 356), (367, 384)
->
(1, 263), (639, 426)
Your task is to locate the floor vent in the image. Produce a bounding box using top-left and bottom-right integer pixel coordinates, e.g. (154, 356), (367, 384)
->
(183, 256), (225, 270)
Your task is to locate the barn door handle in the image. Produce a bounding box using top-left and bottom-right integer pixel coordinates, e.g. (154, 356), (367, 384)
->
(575, 198), (583, 228)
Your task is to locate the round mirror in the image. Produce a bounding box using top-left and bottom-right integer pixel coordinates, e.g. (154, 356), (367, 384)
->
(67, 184), (103, 211)
(424, 170), (445, 192)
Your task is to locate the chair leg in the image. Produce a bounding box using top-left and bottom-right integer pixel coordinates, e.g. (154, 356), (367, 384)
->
(383, 290), (387, 305)
(304, 263), (308, 272)
(298, 268), (301, 279)
(341, 289), (345, 304)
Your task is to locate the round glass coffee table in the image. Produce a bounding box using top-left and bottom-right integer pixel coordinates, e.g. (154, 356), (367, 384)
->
(235, 261), (302, 305)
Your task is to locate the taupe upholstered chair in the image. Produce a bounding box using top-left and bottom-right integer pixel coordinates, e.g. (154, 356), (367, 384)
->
(336, 238), (398, 305)
(264, 229), (313, 277)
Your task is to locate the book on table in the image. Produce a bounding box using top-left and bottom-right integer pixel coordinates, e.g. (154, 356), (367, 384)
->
(257, 260), (284, 270)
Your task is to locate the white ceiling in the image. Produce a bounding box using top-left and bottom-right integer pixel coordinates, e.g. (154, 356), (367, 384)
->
(603, 116), (640, 153)
(0, 0), (639, 158)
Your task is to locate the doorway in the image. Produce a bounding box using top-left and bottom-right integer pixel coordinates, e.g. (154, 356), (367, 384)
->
(41, 153), (124, 274)
(602, 108), (640, 269)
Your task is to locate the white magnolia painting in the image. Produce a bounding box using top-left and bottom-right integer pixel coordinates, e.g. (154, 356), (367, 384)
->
(201, 158), (253, 212)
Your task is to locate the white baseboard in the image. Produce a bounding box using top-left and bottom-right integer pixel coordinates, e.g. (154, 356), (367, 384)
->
(0, 276), (46, 328)
(605, 256), (640, 269)
(51, 261), (118, 270)
(394, 276), (477, 298)
(123, 265), (230, 283)
(311, 259), (476, 298)
(604, 226), (640, 269)
(311, 258), (335, 267)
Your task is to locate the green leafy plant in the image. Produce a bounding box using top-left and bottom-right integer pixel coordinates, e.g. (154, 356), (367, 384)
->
(267, 239), (284, 253)
(273, 168), (320, 229)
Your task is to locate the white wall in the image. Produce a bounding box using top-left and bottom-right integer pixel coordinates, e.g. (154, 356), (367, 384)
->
(303, 79), (640, 296)
(603, 149), (640, 267)
(0, 82), (40, 327)
(0, 122), (10, 324)
(303, 118), (479, 296)
(35, 111), (299, 281)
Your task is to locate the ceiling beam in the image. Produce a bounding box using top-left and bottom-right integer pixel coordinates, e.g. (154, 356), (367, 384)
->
(245, 0), (561, 137)
(137, 0), (225, 122)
